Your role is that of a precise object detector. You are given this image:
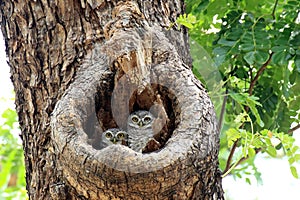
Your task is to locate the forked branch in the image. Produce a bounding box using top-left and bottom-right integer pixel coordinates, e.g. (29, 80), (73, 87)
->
(223, 52), (274, 176)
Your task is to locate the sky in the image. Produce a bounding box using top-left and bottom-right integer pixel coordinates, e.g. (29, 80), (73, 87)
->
(0, 32), (300, 199)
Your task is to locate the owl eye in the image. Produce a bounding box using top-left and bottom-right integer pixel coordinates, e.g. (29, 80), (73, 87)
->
(131, 115), (139, 123)
(105, 131), (113, 139)
(117, 132), (125, 139)
(143, 116), (152, 124)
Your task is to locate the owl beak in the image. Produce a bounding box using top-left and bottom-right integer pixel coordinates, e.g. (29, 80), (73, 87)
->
(138, 121), (143, 127)
(112, 138), (117, 144)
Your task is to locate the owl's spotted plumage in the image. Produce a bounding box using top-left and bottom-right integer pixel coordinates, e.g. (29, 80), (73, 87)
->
(100, 128), (128, 149)
(127, 110), (155, 152)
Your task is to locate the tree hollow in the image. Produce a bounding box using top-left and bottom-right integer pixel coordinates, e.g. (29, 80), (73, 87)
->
(50, 45), (220, 198)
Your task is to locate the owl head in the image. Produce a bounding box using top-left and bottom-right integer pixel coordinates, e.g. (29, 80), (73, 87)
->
(101, 128), (128, 147)
(127, 110), (154, 130)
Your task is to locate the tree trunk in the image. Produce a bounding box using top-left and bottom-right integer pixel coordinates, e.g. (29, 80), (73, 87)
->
(1, 0), (224, 199)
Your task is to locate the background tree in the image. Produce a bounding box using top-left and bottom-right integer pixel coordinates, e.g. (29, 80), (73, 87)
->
(178, 0), (300, 181)
(0, 105), (27, 200)
(1, 0), (223, 199)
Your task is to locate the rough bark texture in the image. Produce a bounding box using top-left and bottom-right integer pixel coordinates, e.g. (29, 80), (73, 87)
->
(1, 0), (224, 199)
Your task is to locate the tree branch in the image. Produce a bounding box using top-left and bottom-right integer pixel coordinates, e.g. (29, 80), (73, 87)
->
(288, 124), (300, 134)
(223, 53), (274, 176)
(223, 140), (239, 175)
(223, 148), (262, 177)
(224, 123), (300, 176)
(248, 52), (274, 96)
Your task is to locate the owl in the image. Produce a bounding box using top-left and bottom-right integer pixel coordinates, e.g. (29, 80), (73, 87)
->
(100, 128), (128, 149)
(127, 110), (155, 152)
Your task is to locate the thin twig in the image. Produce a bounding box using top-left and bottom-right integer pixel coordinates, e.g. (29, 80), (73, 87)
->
(223, 148), (262, 177)
(272, 0), (279, 20)
(218, 88), (228, 130)
(248, 52), (273, 96)
(229, 124), (300, 173)
(235, 148), (261, 167)
(223, 140), (239, 175)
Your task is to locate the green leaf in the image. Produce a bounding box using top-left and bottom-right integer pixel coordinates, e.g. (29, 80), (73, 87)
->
(193, 0), (210, 13)
(288, 157), (295, 165)
(254, 31), (269, 41)
(290, 166), (299, 179)
(243, 50), (269, 65)
(229, 93), (263, 126)
(240, 43), (254, 51)
(271, 46), (287, 52)
(260, 129), (269, 136)
(244, 51), (256, 65)
(185, 0), (202, 13)
(286, 149), (293, 157)
(287, 0), (299, 6)
(252, 137), (264, 148)
(242, 32), (253, 43)
(291, 146), (299, 154)
(226, 28), (244, 40)
(294, 154), (300, 162)
(1, 108), (18, 129)
(266, 146), (277, 157)
(218, 38), (236, 47)
(213, 46), (229, 56)
(0, 149), (17, 188)
(248, 147), (256, 158)
(264, 137), (273, 146)
(245, 0), (258, 10)
(288, 47), (296, 55)
(176, 14), (197, 29)
(226, 128), (241, 147)
(245, 177), (251, 185)
(247, 103), (264, 127)
(229, 93), (246, 103)
(255, 51), (269, 64)
(295, 55), (300, 72)
(213, 46), (229, 66)
(272, 51), (289, 65)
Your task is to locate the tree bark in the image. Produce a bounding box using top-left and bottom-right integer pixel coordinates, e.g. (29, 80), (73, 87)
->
(1, 0), (224, 199)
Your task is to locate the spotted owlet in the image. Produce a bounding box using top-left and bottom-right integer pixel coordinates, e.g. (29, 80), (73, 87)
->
(100, 128), (128, 149)
(127, 110), (155, 152)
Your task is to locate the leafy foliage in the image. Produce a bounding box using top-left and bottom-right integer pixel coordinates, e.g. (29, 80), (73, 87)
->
(180, 0), (300, 181)
(0, 106), (27, 199)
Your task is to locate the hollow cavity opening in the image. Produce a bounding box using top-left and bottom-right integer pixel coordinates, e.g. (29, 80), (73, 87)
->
(85, 73), (179, 153)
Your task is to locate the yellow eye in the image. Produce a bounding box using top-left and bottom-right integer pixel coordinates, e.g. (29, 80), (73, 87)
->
(105, 131), (113, 139)
(131, 116), (139, 123)
(143, 116), (152, 123)
(117, 132), (125, 139)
